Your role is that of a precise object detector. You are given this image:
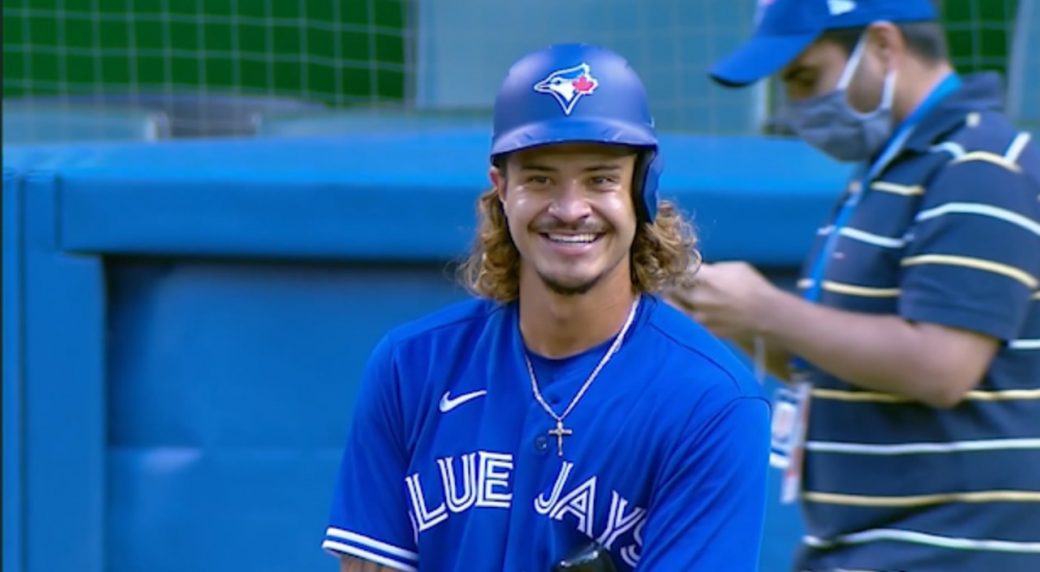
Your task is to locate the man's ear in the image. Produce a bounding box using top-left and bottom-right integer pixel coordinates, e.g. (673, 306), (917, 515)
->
(489, 165), (506, 204)
(866, 21), (904, 69)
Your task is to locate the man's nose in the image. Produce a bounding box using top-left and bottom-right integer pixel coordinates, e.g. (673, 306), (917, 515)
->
(547, 182), (592, 223)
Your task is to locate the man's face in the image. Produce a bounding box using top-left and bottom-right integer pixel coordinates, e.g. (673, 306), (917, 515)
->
(780, 34), (888, 113)
(492, 143), (638, 297)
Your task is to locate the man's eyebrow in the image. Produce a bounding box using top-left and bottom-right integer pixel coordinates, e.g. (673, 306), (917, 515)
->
(514, 163), (624, 173)
(582, 164), (623, 173)
(514, 162), (556, 172)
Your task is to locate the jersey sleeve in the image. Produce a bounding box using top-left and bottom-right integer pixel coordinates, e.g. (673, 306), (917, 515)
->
(899, 157), (1040, 341)
(322, 334), (419, 572)
(635, 395), (771, 571)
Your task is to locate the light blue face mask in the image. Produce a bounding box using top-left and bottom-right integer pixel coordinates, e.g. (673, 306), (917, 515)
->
(785, 37), (898, 162)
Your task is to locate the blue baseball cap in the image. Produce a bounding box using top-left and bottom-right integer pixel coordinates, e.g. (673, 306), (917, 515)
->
(709, 0), (937, 87)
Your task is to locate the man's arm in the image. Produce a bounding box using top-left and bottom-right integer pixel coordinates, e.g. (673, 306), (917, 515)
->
(671, 262), (1001, 408)
(340, 555), (405, 572)
(674, 147), (1040, 406)
(754, 286), (999, 407)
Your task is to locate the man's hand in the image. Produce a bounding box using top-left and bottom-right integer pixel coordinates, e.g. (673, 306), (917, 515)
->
(667, 261), (781, 340)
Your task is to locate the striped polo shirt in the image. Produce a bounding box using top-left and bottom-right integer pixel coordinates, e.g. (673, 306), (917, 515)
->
(794, 73), (1040, 572)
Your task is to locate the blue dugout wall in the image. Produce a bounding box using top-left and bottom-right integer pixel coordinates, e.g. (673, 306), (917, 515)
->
(3, 131), (851, 571)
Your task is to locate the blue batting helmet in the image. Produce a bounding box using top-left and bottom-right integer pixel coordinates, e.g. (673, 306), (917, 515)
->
(490, 43), (663, 222)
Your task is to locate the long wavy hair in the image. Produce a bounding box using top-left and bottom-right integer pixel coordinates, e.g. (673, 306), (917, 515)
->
(458, 187), (701, 302)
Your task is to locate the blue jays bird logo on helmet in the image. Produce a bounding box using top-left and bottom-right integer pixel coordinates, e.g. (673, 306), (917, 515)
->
(533, 63), (599, 115)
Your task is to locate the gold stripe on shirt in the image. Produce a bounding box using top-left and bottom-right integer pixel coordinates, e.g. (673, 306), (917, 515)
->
(811, 388), (1040, 403)
(902, 255), (1038, 289)
(804, 490), (1040, 508)
(949, 151), (1023, 173)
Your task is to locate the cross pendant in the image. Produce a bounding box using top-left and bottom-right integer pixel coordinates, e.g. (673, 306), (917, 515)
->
(548, 419), (573, 457)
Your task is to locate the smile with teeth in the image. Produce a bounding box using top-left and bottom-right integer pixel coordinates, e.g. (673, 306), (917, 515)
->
(545, 233), (600, 244)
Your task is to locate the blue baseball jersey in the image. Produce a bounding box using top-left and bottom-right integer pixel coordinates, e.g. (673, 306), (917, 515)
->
(323, 294), (770, 571)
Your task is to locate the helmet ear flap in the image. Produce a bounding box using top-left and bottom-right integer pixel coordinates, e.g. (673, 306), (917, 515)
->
(635, 151), (662, 223)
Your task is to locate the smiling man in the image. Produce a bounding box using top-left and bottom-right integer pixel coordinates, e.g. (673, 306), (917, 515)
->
(321, 43), (771, 571)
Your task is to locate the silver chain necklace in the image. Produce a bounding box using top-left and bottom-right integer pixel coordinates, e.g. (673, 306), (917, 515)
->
(523, 297), (640, 457)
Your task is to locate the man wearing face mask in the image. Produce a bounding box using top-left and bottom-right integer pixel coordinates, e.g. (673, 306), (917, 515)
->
(667, 0), (1040, 571)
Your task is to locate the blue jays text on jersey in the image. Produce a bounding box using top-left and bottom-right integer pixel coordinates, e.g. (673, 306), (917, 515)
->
(323, 295), (771, 571)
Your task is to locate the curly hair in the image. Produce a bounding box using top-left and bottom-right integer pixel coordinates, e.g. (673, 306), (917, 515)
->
(458, 188), (701, 302)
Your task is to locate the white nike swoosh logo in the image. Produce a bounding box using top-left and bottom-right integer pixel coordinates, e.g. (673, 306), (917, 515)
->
(439, 389), (487, 413)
